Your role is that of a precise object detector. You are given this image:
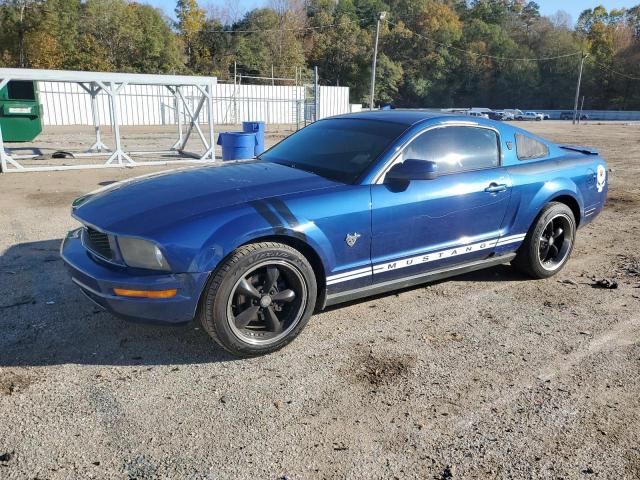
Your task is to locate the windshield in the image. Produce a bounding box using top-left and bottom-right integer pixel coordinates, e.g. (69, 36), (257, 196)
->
(259, 118), (408, 184)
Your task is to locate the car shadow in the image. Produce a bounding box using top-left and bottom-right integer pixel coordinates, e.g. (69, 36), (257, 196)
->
(4, 146), (45, 156)
(0, 239), (237, 367)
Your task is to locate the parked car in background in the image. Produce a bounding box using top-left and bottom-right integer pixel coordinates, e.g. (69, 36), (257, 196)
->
(480, 110), (505, 121)
(446, 108), (503, 121)
(470, 108), (503, 121)
(496, 110), (515, 120)
(560, 111), (589, 120)
(525, 111), (545, 121)
(503, 109), (525, 120)
(467, 111), (489, 119)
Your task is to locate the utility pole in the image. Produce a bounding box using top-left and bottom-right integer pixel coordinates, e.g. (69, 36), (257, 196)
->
(573, 53), (588, 125)
(369, 11), (387, 111)
(233, 61), (237, 124)
(314, 66), (319, 122)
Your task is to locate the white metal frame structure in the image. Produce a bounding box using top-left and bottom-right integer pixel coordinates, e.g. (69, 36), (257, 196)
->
(0, 68), (217, 173)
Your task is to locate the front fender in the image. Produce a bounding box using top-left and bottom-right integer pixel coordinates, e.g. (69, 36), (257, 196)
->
(190, 205), (334, 275)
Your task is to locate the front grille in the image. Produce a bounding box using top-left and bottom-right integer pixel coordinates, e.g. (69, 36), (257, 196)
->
(83, 227), (113, 260)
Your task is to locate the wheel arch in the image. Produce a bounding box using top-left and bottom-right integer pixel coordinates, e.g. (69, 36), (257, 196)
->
(524, 178), (584, 232)
(512, 195), (580, 279)
(548, 194), (581, 227)
(195, 233), (328, 318)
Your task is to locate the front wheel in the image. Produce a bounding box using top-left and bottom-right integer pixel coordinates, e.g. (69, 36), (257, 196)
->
(512, 202), (576, 279)
(199, 242), (317, 357)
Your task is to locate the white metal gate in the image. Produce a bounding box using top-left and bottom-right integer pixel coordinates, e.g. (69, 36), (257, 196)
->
(0, 68), (218, 173)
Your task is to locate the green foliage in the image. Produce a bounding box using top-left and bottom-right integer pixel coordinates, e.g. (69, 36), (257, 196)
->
(0, 0), (182, 72)
(196, 17), (233, 78)
(308, 11), (371, 100)
(175, 0), (205, 70)
(0, 0), (639, 109)
(233, 8), (305, 76)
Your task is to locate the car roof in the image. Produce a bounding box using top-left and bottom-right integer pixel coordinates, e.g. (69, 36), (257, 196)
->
(330, 109), (449, 126)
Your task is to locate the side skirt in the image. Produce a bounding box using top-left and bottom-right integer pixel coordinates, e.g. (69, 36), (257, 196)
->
(323, 253), (516, 308)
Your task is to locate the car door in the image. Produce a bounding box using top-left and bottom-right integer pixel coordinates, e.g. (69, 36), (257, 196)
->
(370, 124), (512, 283)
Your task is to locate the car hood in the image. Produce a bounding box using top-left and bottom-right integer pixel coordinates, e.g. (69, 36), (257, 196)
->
(73, 161), (339, 235)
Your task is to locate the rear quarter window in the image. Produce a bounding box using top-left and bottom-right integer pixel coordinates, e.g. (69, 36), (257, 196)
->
(515, 133), (549, 160)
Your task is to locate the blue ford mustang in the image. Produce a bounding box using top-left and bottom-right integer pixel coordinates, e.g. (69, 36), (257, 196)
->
(61, 111), (608, 356)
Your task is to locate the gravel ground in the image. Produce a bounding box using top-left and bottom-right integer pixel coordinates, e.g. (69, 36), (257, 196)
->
(0, 121), (639, 479)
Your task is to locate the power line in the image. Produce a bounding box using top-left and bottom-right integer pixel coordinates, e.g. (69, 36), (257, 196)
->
(592, 59), (640, 81)
(202, 14), (582, 63)
(384, 19), (583, 62)
(208, 16), (366, 34)
(206, 12), (640, 81)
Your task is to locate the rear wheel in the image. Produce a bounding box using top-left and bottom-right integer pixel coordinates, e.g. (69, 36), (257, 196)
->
(199, 242), (317, 357)
(512, 202), (576, 279)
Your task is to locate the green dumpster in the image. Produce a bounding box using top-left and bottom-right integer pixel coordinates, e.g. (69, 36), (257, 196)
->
(0, 81), (42, 142)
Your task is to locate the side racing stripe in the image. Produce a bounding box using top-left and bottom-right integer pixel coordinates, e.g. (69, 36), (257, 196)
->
(326, 269), (373, 286)
(326, 234), (526, 285)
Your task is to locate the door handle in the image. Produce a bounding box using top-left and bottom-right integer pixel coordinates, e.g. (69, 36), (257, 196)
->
(485, 183), (507, 193)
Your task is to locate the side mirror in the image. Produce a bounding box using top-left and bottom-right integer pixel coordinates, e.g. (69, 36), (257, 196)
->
(385, 159), (438, 182)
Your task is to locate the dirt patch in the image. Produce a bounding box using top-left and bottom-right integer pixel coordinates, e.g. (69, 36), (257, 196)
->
(355, 353), (416, 387)
(0, 370), (35, 395)
(624, 448), (640, 479)
(615, 255), (640, 279)
(26, 191), (84, 208)
(605, 191), (639, 210)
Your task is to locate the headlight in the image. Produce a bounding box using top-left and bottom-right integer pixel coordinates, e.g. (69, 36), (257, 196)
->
(117, 237), (170, 271)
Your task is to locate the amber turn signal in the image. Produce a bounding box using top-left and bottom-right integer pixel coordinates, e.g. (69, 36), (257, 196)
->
(113, 288), (177, 299)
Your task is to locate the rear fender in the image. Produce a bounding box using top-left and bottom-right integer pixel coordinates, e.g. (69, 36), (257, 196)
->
(506, 178), (585, 235)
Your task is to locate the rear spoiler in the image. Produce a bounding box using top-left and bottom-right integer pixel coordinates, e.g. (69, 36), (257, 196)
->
(559, 144), (599, 155)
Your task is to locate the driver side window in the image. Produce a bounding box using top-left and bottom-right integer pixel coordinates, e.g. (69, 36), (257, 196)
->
(400, 126), (500, 175)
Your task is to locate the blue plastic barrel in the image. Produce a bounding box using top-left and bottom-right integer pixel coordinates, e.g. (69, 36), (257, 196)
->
(216, 132), (257, 161)
(242, 121), (266, 155)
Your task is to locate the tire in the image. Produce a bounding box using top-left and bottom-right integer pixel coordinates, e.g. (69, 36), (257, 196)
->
(198, 242), (317, 357)
(512, 202), (576, 279)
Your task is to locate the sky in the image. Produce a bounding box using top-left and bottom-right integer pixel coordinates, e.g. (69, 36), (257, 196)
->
(537, 0), (636, 21)
(145, 0), (638, 24)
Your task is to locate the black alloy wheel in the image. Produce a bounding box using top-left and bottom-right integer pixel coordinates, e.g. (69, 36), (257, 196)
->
(538, 214), (573, 271)
(227, 260), (307, 345)
(512, 202), (576, 279)
(199, 242), (317, 357)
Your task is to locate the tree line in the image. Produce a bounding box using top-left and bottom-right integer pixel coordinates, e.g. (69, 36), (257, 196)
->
(1, 0), (639, 110)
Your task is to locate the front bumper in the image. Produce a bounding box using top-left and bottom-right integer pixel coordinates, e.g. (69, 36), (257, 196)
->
(60, 230), (209, 324)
